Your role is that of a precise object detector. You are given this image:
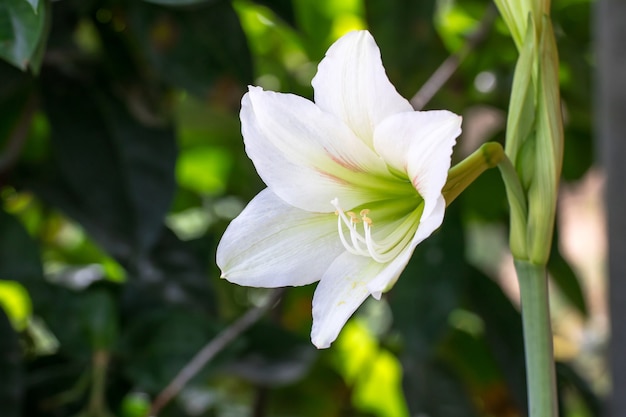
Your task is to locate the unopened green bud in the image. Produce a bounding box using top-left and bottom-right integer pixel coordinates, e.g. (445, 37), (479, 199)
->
(526, 17), (563, 264)
(504, 15), (537, 162)
(501, 13), (563, 265)
(493, 0), (549, 51)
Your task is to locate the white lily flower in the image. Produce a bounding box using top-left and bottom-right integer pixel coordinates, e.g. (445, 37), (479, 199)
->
(217, 30), (462, 349)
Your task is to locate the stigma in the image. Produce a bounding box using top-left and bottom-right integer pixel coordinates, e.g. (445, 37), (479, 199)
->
(331, 198), (403, 263)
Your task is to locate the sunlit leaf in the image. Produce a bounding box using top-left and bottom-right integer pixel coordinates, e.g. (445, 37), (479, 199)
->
(0, 281), (31, 330)
(294, 0), (366, 59)
(334, 320), (409, 417)
(176, 146), (233, 195)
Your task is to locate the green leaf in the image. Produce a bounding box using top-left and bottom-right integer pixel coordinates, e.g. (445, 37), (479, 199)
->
(127, 0), (253, 96)
(38, 70), (177, 262)
(0, 308), (22, 417)
(0, 0), (46, 70)
(176, 146), (233, 195)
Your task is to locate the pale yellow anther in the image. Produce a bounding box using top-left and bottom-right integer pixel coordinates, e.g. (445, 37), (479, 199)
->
(347, 212), (360, 223)
(359, 209), (373, 225)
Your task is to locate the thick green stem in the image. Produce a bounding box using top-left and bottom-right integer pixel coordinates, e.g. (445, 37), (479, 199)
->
(514, 260), (558, 417)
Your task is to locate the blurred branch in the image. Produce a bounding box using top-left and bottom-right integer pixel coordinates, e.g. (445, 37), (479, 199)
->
(0, 94), (37, 181)
(148, 288), (287, 416)
(410, 3), (497, 110)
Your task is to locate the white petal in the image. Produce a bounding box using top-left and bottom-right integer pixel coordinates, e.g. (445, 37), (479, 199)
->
(311, 252), (386, 348)
(366, 195), (446, 297)
(216, 189), (343, 287)
(242, 86), (391, 212)
(312, 31), (413, 147)
(413, 195), (446, 245)
(373, 110), (461, 219)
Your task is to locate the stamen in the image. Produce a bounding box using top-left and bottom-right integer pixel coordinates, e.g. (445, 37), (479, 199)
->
(331, 198), (411, 263)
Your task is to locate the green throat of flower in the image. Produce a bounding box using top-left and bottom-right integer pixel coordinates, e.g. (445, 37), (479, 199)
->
(331, 197), (422, 263)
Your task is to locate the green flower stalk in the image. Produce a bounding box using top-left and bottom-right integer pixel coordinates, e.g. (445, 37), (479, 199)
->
(442, 142), (505, 206)
(493, 0), (563, 416)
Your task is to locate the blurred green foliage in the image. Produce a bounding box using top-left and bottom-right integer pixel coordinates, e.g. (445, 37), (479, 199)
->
(0, 0), (598, 416)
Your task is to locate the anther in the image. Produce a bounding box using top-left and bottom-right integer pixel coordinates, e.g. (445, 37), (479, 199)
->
(347, 212), (360, 223)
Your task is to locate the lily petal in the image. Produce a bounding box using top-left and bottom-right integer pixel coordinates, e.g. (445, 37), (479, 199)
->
(311, 252), (386, 348)
(366, 195), (446, 297)
(217, 189), (342, 287)
(242, 86), (390, 212)
(312, 31), (413, 147)
(373, 110), (461, 219)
